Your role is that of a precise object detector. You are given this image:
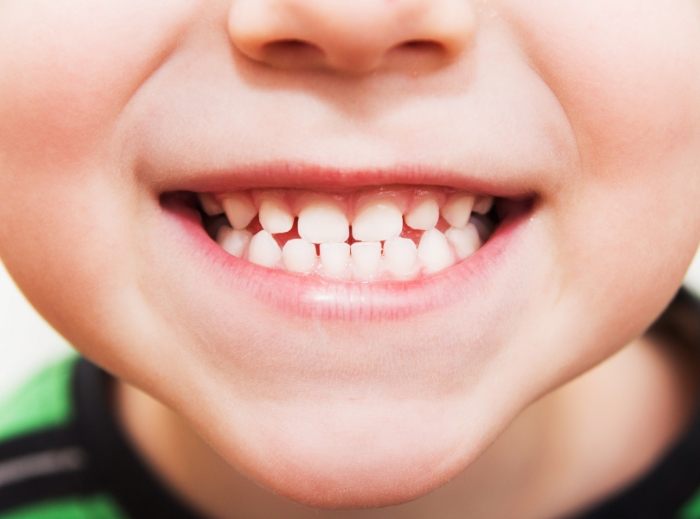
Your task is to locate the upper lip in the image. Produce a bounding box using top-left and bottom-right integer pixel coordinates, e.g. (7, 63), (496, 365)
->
(152, 160), (537, 199)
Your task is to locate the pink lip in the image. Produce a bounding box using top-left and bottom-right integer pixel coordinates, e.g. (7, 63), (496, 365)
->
(161, 199), (532, 322)
(148, 161), (536, 200)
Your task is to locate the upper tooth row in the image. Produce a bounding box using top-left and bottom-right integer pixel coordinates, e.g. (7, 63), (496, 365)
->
(200, 190), (493, 243)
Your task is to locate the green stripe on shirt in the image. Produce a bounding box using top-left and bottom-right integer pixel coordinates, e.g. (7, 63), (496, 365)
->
(0, 494), (126, 519)
(680, 489), (700, 519)
(0, 355), (78, 442)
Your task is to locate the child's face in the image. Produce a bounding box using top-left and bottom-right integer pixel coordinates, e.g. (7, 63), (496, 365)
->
(1, 0), (699, 508)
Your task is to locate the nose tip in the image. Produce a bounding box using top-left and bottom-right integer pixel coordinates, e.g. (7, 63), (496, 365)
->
(228, 0), (475, 74)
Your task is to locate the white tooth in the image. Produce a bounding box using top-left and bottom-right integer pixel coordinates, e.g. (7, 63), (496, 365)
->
(351, 242), (382, 281)
(222, 192), (257, 230)
(247, 230), (282, 268)
(445, 224), (481, 260)
(282, 239), (317, 274)
(297, 197), (349, 244)
(259, 196), (294, 234)
(352, 196), (403, 242)
(216, 226), (252, 258)
(383, 238), (418, 279)
(199, 193), (224, 216)
(473, 196), (494, 215)
(320, 243), (350, 279)
(405, 194), (440, 231)
(417, 229), (455, 274)
(441, 193), (475, 228)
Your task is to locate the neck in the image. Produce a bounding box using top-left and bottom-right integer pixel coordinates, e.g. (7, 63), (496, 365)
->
(114, 336), (696, 519)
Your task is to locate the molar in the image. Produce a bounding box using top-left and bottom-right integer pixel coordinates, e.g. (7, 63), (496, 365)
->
(199, 193), (224, 216)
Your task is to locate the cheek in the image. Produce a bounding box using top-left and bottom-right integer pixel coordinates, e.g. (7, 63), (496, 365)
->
(506, 0), (700, 173)
(503, 0), (700, 357)
(0, 0), (196, 166)
(0, 1), (200, 350)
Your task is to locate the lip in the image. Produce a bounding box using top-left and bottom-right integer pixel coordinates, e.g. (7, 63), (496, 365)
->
(148, 161), (537, 200)
(157, 162), (535, 321)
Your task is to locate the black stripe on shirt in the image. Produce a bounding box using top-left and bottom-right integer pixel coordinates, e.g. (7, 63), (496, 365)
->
(0, 426), (96, 514)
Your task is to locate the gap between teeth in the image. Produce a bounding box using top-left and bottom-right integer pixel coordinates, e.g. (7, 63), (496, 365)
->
(203, 188), (494, 281)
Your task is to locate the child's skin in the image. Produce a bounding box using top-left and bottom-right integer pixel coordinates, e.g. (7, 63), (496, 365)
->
(1, 1), (700, 518)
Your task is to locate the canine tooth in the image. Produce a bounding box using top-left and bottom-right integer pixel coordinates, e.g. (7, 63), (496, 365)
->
(216, 226), (252, 257)
(473, 196), (494, 215)
(320, 243), (350, 279)
(259, 196), (294, 234)
(418, 229), (454, 273)
(405, 194), (440, 231)
(247, 230), (282, 268)
(445, 224), (481, 260)
(384, 238), (418, 279)
(282, 239), (317, 274)
(199, 194), (224, 216)
(298, 197), (349, 244)
(351, 242), (382, 281)
(352, 195), (403, 242)
(441, 193), (475, 228)
(222, 193), (257, 230)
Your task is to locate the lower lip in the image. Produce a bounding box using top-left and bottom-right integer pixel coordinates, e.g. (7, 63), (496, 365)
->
(162, 200), (532, 321)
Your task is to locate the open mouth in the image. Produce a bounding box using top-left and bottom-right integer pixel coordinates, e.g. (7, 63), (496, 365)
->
(165, 186), (529, 283)
(156, 162), (536, 320)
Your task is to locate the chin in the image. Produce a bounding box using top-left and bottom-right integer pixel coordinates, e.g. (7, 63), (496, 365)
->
(195, 395), (490, 509)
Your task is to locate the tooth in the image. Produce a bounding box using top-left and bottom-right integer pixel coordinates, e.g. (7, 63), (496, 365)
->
(320, 243), (350, 279)
(441, 193), (475, 228)
(297, 196), (349, 244)
(383, 238), (418, 279)
(417, 229), (455, 274)
(247, 230), (282, 268)
(222, 192), (257, 230)
(282, 239), (317, 274)
(473, 196), (494, 215)
(352, 195), (403, 242)
(216, 226), (252, 257)
(199, 193), (224, 216)
(259, 195), (294, 234)
(351, 242), (382, 281)
(405, 193), (440, 231)
(445, 224), (481, 260)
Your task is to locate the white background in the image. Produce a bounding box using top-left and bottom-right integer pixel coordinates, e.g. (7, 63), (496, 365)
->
(1, 249), (700, 397)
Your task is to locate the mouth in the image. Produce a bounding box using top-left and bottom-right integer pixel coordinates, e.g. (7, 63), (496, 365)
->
(160, 164), (535, 320)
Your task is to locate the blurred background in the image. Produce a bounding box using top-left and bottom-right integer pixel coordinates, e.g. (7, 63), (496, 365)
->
(2, 249), (700, 397)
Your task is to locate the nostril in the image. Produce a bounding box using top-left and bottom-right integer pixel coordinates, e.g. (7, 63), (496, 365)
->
(396, 39), (446, 54)
(261, 39), (325, 66)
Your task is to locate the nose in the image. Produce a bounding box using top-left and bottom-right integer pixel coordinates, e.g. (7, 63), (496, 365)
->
(228, 0), (475, 74)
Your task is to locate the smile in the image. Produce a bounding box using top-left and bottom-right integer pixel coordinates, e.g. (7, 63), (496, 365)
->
(160, 163), (534, 320)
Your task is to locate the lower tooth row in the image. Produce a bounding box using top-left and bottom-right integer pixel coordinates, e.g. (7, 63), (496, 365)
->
(216, 225), (482, 280)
